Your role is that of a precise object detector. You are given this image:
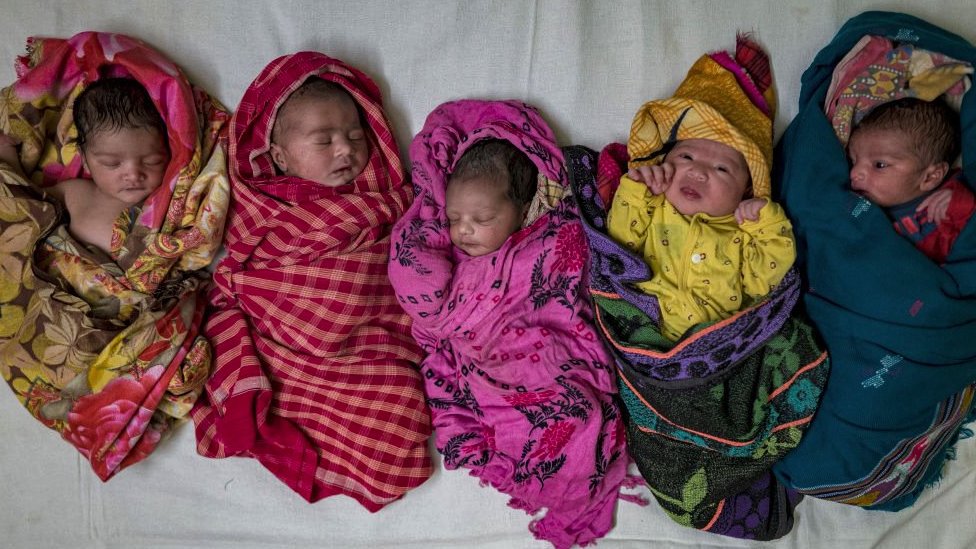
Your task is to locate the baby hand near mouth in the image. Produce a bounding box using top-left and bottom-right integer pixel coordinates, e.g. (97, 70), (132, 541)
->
(628, 163), (674, 195)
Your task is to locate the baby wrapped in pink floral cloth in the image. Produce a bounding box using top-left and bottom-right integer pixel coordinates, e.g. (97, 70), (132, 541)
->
(389, 99), (636, 549)
(0, 32), (228, 479)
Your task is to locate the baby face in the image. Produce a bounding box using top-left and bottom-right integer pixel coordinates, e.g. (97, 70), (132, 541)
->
(848, 128), (940, 207)
(81, 126), (169, 207)
(663, 139), (750, 217)
(445, 176), (525, 257)
(270, 93), (368, 187)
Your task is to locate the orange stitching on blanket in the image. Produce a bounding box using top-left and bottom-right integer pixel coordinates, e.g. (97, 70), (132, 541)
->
(771, 417), (813, 433)
(703, 498), (725, 531)
(595, 298), (758, 358)
(621, 353), (821, 448)
(589, 288), (620, 299)
(766, 351), (829, 402)
(620, 373), (754, 447)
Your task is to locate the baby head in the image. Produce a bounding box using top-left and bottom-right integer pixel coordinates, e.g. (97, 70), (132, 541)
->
(270, 77), (368, 187)
(848, 97), (959, 207)
(662, 138), (751, 217)
(445, 138), (538, 257)
(74, 78), (170, 207)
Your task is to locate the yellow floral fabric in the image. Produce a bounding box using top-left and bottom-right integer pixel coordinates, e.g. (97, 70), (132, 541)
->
(0, 32), (228, 480)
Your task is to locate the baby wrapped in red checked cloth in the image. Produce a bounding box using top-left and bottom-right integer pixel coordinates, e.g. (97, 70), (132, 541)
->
(191, 52), (432, 509)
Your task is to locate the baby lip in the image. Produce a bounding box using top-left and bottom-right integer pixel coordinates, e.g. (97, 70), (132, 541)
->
(331, 164), (357, 178)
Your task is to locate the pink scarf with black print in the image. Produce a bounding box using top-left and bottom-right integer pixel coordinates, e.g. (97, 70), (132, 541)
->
(389, 99), (634, 549)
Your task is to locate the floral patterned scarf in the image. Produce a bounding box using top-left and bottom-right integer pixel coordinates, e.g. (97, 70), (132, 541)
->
(389, 99), (633, 549)
(0, 32), (229, 479)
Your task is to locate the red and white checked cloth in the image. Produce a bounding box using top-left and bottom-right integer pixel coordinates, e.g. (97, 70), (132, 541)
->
(191, 52), (432, 510)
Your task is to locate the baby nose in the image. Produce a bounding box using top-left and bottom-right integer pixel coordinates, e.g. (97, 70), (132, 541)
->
(334, 137), (353, 155)
(124, 163), (145, 180)
(687, 162), (707, 180)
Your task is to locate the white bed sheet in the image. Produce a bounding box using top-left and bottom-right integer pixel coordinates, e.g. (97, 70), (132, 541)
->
(1, 1), (975, 547)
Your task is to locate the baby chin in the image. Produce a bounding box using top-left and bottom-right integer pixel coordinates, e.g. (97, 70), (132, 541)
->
(315, 167), (363, 187)
(454, 241), (492, 257)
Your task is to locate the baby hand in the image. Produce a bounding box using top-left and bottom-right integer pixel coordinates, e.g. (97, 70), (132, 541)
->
(735, 198), (767, 224)
(917, 188), (952, 225)
(628, 162), (674, 195)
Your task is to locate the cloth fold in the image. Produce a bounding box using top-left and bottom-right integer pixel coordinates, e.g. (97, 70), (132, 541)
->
(389, 100), (630, 549)
(191, 51), (432, 510)
(825, 34), (972, 145)
(774, 10), (976, 511)
(0, 31), (229, 479)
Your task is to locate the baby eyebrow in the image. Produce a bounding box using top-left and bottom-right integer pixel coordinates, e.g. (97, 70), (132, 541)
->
(304, 128), (337, 136)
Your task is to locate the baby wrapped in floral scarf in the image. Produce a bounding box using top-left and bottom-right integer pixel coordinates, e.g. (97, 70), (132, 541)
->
(0, 32), (229, 479)
(389, 99), (633, 549)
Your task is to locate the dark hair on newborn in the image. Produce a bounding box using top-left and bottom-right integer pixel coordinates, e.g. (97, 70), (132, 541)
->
(854, 97), (961, 166)
(272, 77), (360, 143)
(74, 77), (167, 150)
(450, 138), (538, 207)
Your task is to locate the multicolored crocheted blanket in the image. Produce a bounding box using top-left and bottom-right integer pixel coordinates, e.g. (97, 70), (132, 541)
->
(389, 100), (631, 549)
(191, 52), (432, 510)
(572, 143), (829, 540)
(0, 32), (229, 479)
(774, 11), (976, 511)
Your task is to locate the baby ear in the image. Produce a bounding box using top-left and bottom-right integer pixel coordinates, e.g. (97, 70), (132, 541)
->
(920, 161), (949, 191)
(269, 142), (288, 174)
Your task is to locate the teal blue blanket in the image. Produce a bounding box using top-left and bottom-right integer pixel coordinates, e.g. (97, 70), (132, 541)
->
(773, 11), (976, 511)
